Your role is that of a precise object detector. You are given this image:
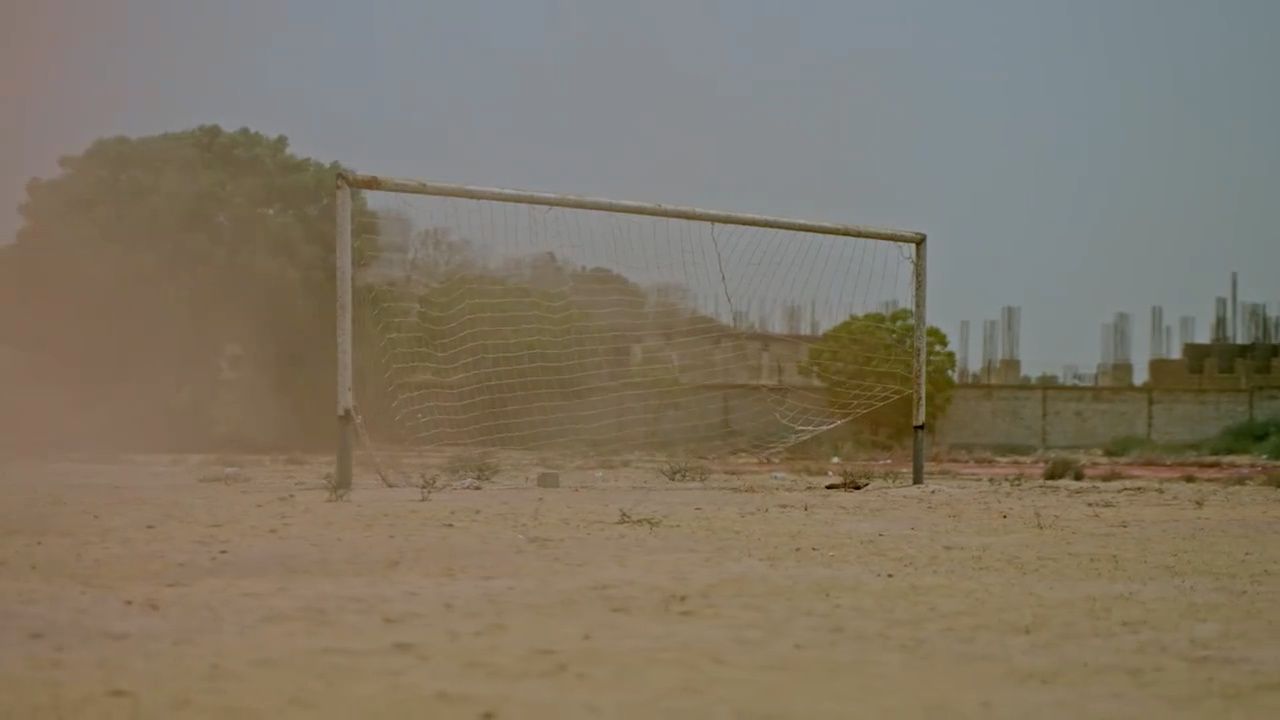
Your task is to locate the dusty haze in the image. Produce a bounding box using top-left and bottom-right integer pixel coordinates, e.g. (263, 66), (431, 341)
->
(4, 0), (1280, 377)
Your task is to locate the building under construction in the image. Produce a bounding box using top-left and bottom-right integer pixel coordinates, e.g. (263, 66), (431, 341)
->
(959, 272), (1277, 388)
(1148, 273), (1280, 388)
(956, 306), (1023, 385)
(1096, 311), (1134, 386)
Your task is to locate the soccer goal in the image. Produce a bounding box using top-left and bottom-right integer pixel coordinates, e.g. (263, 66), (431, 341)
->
(335, 172), (928, 488)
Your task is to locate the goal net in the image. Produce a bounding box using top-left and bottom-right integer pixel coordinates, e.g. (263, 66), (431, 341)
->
(340, 175), (924, 460)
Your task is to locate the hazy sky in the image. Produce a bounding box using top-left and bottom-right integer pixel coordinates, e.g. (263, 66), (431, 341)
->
(4, 0), (1278, 378)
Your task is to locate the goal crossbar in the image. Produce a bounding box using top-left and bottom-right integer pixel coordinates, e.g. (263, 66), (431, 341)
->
(340, 172), (926, 245)
(335, 171), (929, 489)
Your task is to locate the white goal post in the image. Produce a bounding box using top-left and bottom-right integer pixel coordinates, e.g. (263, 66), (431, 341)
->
(334, 172), (928, 489)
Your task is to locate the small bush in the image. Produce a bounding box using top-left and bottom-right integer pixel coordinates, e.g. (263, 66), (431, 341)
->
(1103, 435), (1150, 458)
(1204, 417), (1280, 456)
(657, 461), (711, 483)
(825, 467), (876, 491)
(417, 473), (439, 502)
(616, 509), (663, 529)
(1043, 457), (1085, 481)
(443, 452), (500, 484)
(1261, 435), (1280, 461)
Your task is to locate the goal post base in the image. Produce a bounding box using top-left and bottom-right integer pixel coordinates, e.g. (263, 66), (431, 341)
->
(912, 425), (926, 486)
(336, 411), (354, 491)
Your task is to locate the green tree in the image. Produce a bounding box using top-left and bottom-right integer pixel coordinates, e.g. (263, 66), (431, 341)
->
(800, 308), (956, 438)
(0, 125), (373, 449)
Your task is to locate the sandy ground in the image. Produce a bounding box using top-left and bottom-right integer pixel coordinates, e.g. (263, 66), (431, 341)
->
(1, 454), (1278, 719)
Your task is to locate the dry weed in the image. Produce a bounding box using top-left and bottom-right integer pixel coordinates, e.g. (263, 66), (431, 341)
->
(417, 473), (439, 502)
(616, 509), (663, 529)
(444, 452), (500, 484)
(1043, 457), (1086, 481)
(657, 461), (711, 483)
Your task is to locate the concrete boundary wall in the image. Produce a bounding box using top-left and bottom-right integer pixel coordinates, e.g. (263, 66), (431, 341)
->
(938, 385), (1278, 449)
(1149, 390), (1251, 444)
(937, 387), (1042, 448)
(1043, 388), (1147, 448)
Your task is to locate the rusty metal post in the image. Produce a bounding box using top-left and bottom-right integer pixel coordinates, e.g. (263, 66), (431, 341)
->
(336, 177), (354, 492)
(912, 237), (928, 485)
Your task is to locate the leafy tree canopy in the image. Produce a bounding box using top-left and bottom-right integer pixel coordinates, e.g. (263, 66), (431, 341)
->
(800, 307), (956, 438)
(0, 125), (371, 448)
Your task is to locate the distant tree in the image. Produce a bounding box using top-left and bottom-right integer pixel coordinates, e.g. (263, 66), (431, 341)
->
(800, 308), (956, 439)
(0, 125), (374, 448)
(1034, 372), (1060, 386)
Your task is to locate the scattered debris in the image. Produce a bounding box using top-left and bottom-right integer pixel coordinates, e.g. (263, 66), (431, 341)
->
(824, 467), (874, 491)
(197, 467), (251, 485)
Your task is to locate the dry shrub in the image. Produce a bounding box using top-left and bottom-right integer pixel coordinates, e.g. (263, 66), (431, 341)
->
(444, 452), (500, 483)
(417, 473), (439, 501)
(1042, 457), (1085, 481)
(657, 461), (711, 483)
(828, 467), (874, 490)
(616, 509), (663, 528)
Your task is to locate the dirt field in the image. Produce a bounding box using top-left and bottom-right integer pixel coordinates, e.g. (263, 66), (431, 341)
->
(1, 454), (1278, 719)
